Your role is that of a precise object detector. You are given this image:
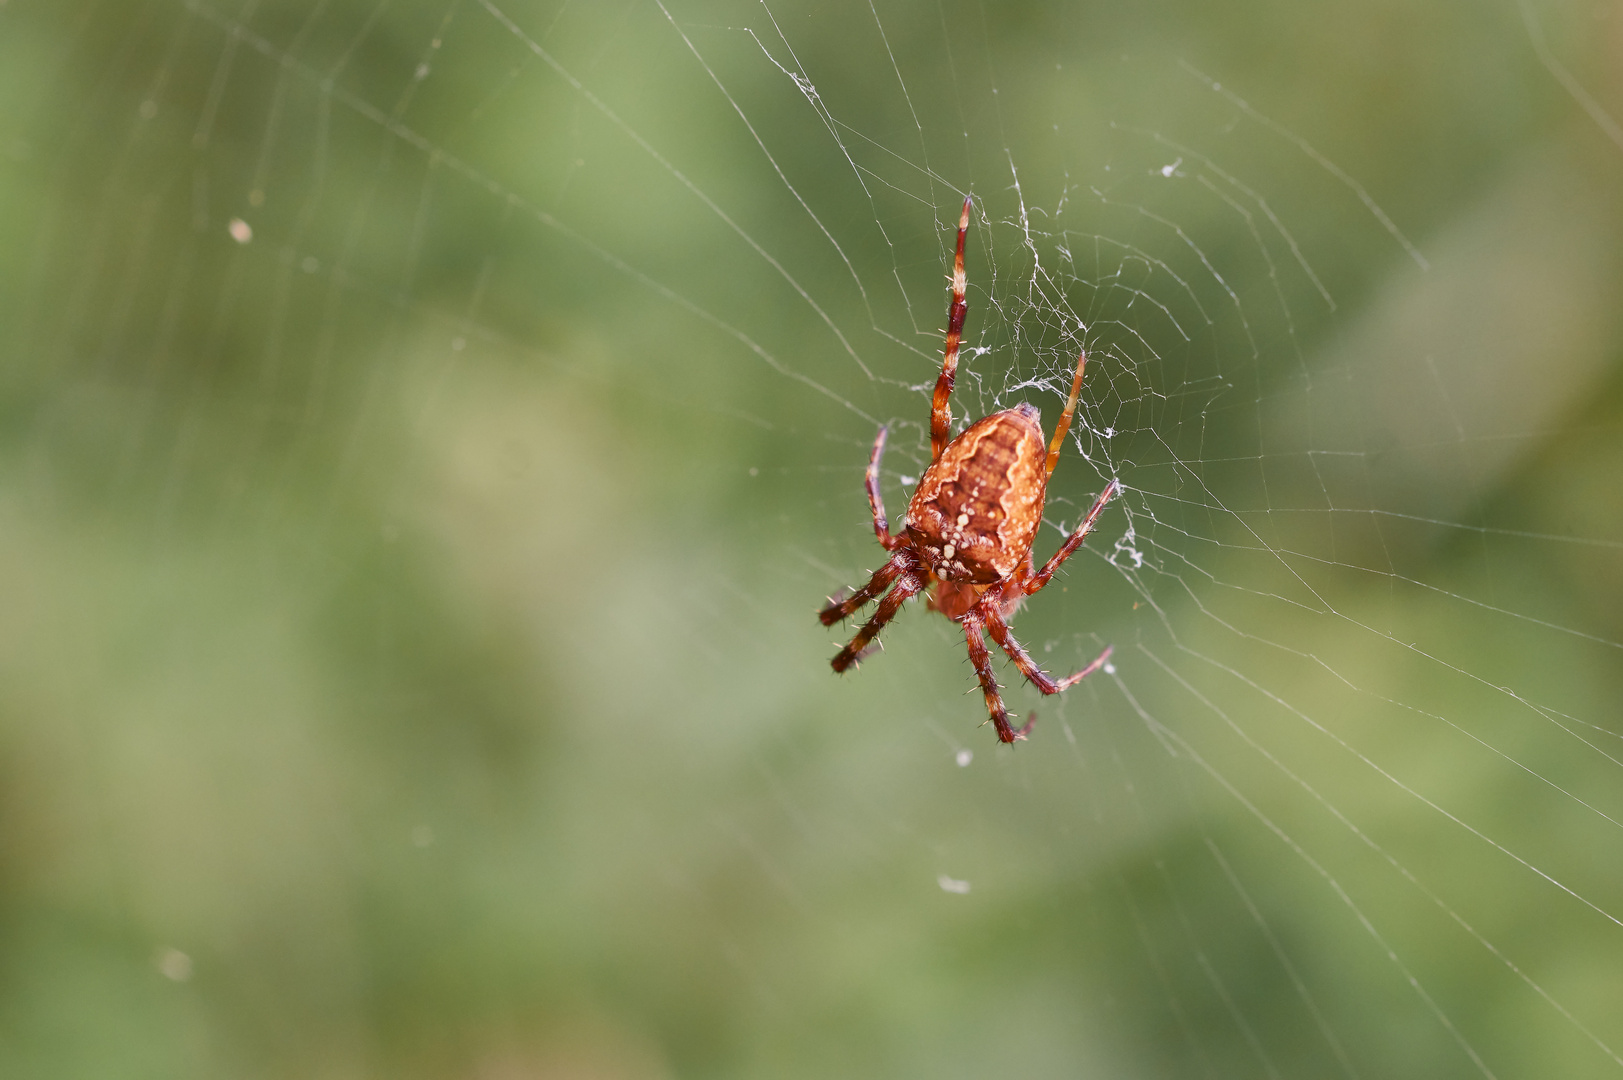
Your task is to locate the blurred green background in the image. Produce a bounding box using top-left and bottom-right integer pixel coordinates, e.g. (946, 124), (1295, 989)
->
(2, 0), (1622, 1076)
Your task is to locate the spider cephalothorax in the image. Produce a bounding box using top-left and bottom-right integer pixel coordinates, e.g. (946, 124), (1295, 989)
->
(819, 197), (1120, 743)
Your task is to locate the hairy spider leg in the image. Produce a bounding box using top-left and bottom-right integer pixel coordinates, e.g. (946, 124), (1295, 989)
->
(818, 551), (910, 627)
(829, 572), (924, 673)
(1024, 479), (1122, 596)
(962, 614), (1035, 743)
(982, 604), (1114, 694)
(1045, 349), (1089, 479)
(865, 425), (904, 551)
(929, 196), (974, 463)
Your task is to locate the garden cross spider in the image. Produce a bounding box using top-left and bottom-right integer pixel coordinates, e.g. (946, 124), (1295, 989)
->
(819, 197), (1120, 743)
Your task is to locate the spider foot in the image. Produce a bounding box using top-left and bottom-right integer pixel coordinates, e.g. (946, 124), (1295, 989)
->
(982, 711), (1036, 744)
(1056, 644), (1114, 690)
(995, 712), (1036, 743)
(849, 641), (881, 666)
(829, 639), (882, 674)
(818, 589), (852, 625)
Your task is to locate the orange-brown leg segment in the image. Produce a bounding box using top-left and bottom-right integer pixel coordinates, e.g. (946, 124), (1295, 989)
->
(819, 552), (909, 627)
(1025, 479), (1121, 596)
(929, 196), (974, 463)
(829, 571), (923, 673)
(1045, 348), (1090, 478)
(983, 604), (1114, 695)
(963, 614), (1034, 743)
(865, 425), (904, 551)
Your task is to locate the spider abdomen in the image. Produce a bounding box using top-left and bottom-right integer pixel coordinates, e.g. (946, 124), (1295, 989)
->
(905, 404), (1047, 583)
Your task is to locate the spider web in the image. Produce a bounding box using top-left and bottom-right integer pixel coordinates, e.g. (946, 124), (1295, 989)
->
(3, 0), (1622, 1077)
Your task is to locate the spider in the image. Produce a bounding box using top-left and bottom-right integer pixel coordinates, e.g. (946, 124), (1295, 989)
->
(819, 196), (1120, 744)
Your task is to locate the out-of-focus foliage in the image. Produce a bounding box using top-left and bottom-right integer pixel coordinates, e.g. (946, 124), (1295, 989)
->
(1, 1), (1620, 1077)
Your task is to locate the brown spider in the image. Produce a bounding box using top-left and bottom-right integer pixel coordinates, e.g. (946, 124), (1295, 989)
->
(819, 196), (1120, 743)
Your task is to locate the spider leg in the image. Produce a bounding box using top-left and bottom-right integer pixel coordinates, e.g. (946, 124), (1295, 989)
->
(865, 425), (904, 552)
(929, 196), (973, 462)
(829, 571), (923, 673)
(1044, 349), (1089, 478)
(819, 552), (909, 627)
(963, 613), (1032, 743)
(1024, 479), (1121, 596)
(982, 603), (1113, 695)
